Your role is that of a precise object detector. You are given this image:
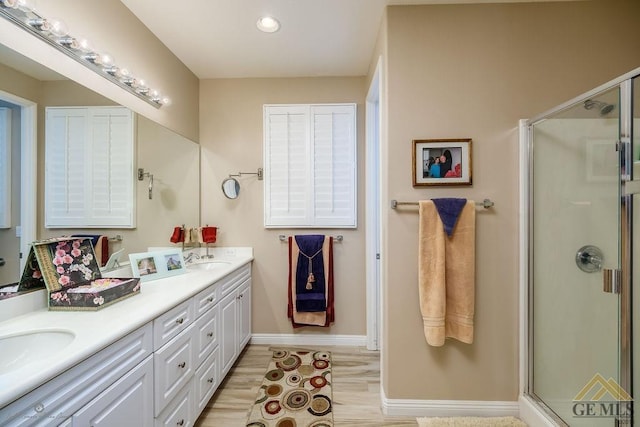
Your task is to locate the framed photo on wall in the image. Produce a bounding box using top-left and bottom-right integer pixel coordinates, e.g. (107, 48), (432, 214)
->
(412, 138), (472, 186)
(128, 249), (187, 282)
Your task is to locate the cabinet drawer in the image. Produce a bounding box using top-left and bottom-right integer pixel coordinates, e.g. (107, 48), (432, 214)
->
(193, 283), (220, 318)
(219, 264), (251, 298)
(72, 355), (154, 427)
(153, 299), (194, 350)
(154, 324), (195, 416)
(194, 304), (219, 368)
(0, 323), (152, 427)
(154, 381), (195, 427)
(194, 348), (219, 414)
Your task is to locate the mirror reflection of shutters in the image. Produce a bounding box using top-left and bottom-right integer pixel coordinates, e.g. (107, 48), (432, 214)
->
(45, 106), (134, 228)
(45, 107), (88, 225)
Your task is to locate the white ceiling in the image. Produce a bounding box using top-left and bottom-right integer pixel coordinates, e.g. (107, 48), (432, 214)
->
(121, 0), (581, 79)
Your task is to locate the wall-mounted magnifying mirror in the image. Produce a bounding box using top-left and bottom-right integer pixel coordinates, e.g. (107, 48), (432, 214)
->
(222, 177), (240, 199)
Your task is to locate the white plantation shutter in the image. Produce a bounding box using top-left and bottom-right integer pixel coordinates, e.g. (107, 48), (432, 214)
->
(45, 107), (88, 225)
(312, 105), (356, 226)
(45, 107), (134, 228)
(0, 108), (11, 228)
(264, 104), (356, 228)
(88, 108), (134, 226)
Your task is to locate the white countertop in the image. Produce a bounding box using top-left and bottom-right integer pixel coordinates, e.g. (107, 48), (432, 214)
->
(0, 247), (253, 409)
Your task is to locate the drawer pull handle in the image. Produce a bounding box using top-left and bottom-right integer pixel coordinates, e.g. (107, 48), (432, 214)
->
(178, 362), (186, 369)
(207, 297), (214, 302)
(177, 420), (185, 426)
(176, 318), (184, 324)
(207, 332), (214, 338)
(207, 377), (214, 383)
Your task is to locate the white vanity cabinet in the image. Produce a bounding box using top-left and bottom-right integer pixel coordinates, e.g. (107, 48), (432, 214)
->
(0, 261), (252, 427)
(71, 355), (154, 427)
(154, 263), (251, 426)
(0, 324), (153, 427)
(220, 274), (252, 377)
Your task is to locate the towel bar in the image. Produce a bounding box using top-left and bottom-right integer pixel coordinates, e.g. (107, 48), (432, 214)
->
(390, 199), (494, 209)
(278, 235), (343, 242)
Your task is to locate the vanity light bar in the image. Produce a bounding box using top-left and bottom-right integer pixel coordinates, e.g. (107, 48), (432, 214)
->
(0, 3), (170, 109)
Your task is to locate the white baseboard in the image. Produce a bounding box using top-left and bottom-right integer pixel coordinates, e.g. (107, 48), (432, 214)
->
(250, 333), (367, 347)
(381, 389), (519, 418)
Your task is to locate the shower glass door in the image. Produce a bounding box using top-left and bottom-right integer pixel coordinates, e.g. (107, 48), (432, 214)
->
(530, 86), (622, 426)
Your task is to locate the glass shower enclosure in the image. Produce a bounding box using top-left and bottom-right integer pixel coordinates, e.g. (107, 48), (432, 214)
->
(524, 72), (640, 426)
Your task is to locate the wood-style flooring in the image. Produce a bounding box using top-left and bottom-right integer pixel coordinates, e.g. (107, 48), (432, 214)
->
(195, 344), (418, 426)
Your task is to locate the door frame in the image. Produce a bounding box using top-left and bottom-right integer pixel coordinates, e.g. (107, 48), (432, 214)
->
(365, 56), (383, 351)
(0, 89), (37, 273)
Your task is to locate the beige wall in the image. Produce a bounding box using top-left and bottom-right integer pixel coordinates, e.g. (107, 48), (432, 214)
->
(382, 1), (640, 401)
(2, 0), (199, 141)
(199, 77), (367, 336)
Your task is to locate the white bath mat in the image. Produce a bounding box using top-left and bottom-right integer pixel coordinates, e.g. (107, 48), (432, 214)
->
(416, 416), (527, 427)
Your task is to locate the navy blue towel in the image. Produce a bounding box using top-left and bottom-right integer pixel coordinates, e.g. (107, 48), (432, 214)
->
(295, 235), (327, 312)
(432, 198), (467, 237)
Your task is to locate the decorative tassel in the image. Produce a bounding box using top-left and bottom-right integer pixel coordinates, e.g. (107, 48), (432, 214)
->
(306, 272), (315, 290)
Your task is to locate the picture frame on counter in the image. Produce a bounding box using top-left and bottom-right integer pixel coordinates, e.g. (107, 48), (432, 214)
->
(129, 249), (187, 282)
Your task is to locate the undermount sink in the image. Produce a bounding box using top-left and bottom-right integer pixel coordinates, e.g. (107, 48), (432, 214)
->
(187, 260), (232, 271)
(0, 330), (76, 374)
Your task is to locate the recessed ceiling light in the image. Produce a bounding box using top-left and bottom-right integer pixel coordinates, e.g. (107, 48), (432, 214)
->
(256, 16), (280, 33)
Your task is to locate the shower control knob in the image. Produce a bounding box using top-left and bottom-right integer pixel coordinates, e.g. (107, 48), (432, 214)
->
(575, 245), (604, 273)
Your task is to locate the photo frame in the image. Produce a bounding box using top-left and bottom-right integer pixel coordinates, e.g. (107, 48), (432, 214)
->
(128, 249), (187, 283)
(412, 138), (472, 186)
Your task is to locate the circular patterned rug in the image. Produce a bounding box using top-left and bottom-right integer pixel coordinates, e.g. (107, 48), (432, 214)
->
(246, 349), (333, 426)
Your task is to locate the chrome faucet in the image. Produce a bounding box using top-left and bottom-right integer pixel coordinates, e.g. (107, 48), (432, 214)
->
(184, 252), (201, 264)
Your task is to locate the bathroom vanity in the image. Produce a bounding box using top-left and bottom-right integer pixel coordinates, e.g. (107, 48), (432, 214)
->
(0, 248), (252, 426)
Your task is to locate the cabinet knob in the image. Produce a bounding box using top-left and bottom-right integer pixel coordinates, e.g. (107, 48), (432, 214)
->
(207, 377), (214, 383)
(176, 318), (184, 324)
(207, 297), (214, 302)
(178, 362), (186, 369)
(207, 332), (214, 338)
(177, 420), (185, 426)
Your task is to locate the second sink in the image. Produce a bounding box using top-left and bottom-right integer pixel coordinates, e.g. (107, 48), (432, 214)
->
(187, 260), (232, 271)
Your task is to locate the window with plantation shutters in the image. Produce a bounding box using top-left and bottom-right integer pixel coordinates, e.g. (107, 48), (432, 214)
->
(45, 106), (135, 228)
(264, 104), (356, 228)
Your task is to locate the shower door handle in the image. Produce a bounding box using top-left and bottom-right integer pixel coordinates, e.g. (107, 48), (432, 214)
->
(603, 268), (621, 294)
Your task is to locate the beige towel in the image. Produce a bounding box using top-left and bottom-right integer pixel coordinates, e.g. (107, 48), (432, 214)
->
(419, 200), (475, 346)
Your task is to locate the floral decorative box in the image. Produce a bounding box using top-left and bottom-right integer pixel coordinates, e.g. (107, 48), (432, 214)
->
(19, 237), (140, 311)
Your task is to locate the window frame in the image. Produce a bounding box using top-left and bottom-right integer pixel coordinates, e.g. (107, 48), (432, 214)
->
(263, 103), (357, 228)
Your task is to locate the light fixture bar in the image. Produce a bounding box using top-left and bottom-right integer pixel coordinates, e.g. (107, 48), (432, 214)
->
(0, 6), (168, 108)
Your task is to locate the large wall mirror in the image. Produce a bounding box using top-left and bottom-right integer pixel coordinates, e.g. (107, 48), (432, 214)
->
(0, 43), (200, 300)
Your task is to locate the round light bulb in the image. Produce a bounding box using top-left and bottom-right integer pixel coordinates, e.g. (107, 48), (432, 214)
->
(256, 16), (280, 33)
(49, 18), (68, 37)
(16, 0), (34, 12)
(100, 52), (114, 66)
(1, 0), (18, 9)
(78, 38), (92, 52)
